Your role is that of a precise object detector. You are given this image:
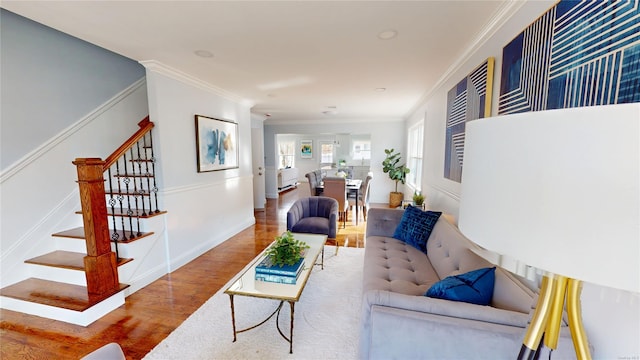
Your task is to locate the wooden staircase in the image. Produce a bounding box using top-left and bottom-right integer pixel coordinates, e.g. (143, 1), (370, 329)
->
(0, 118), (166, 326)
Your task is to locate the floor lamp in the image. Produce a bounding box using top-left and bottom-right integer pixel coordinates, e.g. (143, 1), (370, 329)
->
(458, 103), (639, 359)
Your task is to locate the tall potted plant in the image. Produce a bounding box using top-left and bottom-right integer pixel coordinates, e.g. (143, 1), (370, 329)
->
(382, 148), (410, 207)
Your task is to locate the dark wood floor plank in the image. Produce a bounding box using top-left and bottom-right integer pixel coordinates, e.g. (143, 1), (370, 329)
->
(1, 186), (382, 359)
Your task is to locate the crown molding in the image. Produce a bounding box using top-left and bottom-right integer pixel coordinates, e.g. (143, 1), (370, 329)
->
(264, 116), (404, 126)
(404, 1), (527, 119)
(139, 60), (254, 108)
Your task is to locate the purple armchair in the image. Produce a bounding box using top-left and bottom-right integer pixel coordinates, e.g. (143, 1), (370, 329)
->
(287, 196), (338, 239)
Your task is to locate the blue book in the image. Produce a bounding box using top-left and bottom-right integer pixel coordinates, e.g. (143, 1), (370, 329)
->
(255, 256), (304, 277)
(255, 272), (300, 285)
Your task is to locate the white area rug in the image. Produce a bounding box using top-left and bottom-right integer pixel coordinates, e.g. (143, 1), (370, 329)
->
(144, 246), (364, 360)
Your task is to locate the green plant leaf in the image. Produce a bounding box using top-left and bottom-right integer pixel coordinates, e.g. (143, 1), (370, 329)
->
(265, 231), (310, 267)
(382, 149), (410, 192)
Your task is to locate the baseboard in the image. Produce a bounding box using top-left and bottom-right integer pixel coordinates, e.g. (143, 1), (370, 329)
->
(168, 217), (256, 273)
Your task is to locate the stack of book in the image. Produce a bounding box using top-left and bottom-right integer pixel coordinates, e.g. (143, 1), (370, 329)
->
(255, 256), (305, 285)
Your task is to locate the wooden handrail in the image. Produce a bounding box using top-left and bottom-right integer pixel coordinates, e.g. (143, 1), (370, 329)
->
(103, 116), (154, 171)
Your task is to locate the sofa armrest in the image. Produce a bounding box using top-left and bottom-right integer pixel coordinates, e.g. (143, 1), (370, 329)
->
(328, 201), (338, 238)
(360, 290), (532, 360)
(365, 208), (404, 238)
(362, 289), (530, 329)
(361, 305), (577, 360)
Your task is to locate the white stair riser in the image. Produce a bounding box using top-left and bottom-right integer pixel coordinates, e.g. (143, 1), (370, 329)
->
(0, 292), (125, 327)
(26, 264), (87, 286)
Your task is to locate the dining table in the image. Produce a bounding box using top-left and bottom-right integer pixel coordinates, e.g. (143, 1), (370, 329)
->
(315, 178), (362, 225)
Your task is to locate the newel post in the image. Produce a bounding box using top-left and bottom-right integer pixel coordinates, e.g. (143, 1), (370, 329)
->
(73, 158), (119, 295)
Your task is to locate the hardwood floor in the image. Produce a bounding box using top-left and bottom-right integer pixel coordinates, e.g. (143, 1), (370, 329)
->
(0, 185), (378, 359)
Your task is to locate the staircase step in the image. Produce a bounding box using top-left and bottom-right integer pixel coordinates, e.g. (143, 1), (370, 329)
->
(25, 250), (133, 270)
(75, 209), (167, 218)
(0, 278), (128, 312)
(52, 227), (153, 243)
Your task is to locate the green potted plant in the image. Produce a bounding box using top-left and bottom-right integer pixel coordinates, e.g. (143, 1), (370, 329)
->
(412, 191), (425, 208)
(382, 148), (410, 207)
(265, 231), (310, 267)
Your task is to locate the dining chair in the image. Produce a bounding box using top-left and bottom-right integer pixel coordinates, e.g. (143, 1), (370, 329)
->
(322, 177), (349, 229)
(348, 174), (372, 222)
(305, 171), (318, 195)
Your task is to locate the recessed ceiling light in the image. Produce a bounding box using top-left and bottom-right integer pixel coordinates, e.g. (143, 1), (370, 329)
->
(194, 50), (214, 58)
(377, 30), (398, 40)
(375, 88), (387, 92)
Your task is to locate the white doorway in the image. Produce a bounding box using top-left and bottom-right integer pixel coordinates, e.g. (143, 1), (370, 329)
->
(251, 117), (266, 211)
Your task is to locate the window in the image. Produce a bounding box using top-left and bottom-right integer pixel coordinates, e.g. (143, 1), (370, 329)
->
(320, 142), (334, 165)
(352, 140), (371, 160)
(407, 122), (424, 189)
(278, 141), (295, 169)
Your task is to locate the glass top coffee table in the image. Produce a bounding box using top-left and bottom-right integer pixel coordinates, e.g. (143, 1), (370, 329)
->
(224, 232), (328, 354)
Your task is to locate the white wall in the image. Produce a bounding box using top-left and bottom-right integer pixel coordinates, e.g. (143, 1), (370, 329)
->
(0, 80), (149, 288)
(143, 61), (255, 272)
(405, 1), (640, 357)
(275, 133), (372, 180)
(264, 119), (404, 203)
(0, 9), (147, 169)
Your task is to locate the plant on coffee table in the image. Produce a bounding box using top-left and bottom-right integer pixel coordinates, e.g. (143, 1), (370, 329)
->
(265, 231), (310, 267)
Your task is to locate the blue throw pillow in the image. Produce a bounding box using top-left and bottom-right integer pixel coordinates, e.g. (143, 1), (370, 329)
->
(425, 267), (496, 305)
(392, 206), (442, 253)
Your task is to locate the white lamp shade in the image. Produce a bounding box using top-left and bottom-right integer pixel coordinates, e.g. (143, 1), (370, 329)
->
(459, 103), (639, 293)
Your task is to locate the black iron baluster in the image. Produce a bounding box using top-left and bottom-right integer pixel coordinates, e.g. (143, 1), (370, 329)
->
(121, 153), (134, 241)
(147, 131), (160, 213)
(139, 138), (149, 217)
(141, 132), (152, 215)
(133, 140), (144, 236)
(106, 168), (120, 260)
(114, 161), (124, 247)
(127, 147), (138, 239)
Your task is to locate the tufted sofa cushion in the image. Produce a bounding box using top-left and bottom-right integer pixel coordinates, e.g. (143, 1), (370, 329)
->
(363, 235), (440, 296)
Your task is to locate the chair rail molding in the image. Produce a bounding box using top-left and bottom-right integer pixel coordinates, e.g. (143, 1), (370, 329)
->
(0, 78), (147, 184)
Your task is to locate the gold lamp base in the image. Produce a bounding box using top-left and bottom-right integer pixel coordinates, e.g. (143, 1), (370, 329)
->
(518, 274), (592, 360)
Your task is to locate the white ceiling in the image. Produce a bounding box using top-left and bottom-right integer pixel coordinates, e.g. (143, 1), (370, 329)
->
(3, 1), (514, 124)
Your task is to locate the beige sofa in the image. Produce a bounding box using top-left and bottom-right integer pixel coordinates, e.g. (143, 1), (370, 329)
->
(360, 208), (576, 359)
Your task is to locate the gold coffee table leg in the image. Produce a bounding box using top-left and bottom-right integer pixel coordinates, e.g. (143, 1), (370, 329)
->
(228, 295), (237, 342)
(289, 301), (295, 354)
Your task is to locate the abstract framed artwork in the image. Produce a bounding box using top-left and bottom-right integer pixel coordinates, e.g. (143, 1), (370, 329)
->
(195, 115), (239, 172)
(499, 0), (640, 115)
(300, 140), (313, 159)
(444, 57), (494, 183)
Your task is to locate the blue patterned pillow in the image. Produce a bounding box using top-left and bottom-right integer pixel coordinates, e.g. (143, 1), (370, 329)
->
(392, 206), (442, 253)
(425, 267), (496, 305)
